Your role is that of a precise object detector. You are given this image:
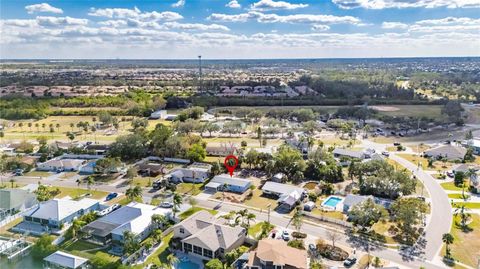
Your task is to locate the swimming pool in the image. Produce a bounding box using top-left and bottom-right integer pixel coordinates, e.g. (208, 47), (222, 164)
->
(321, 196), (344, 210)
(175, 260), (200, 269)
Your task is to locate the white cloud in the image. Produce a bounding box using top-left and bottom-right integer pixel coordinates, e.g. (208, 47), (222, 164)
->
(88, 7), (183, 21)
(382, 22), (409, 29)
(98, 20), (128, 27)
(36, 16), (89, 27)
(172, 0), (186, 8)
(2, 19), (37, 27)
(332, 0), (480, 9)
(88, 7), (141, 18)
(250, 0), (308, 11)
(226, 0), (242, 8)
(164, 22), (230, 31)
(208, 11), (361, 25)
(311, 24), (330, 31)
(25, 3), (63, 14)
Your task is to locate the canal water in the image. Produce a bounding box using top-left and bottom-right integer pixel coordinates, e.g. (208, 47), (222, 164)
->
(0, 255), (43, 269)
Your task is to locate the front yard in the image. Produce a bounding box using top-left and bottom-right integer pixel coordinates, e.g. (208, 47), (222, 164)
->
(176, 183), (203, 195)
(442, 214), (480, 268)
(243, 189), (278, 210)
(178, 207), (218, 220)
(53, 186), (109, 200)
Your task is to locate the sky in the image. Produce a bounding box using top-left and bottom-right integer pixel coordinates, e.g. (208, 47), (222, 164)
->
(1, 0), (479, 59)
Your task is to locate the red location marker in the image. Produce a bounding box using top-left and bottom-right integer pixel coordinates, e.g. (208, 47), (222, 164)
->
(224, 155), (238, 177)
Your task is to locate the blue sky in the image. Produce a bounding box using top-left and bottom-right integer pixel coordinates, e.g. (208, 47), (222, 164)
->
(1, 0), (479, 59)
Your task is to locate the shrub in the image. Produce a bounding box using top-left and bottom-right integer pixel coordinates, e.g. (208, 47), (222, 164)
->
(292, 231), (307, 239)
(287, 239), (305, 250)
(316, 244), (349, 261)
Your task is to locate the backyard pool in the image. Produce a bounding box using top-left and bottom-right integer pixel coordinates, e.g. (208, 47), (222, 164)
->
(175, 260), (201, 269)
(321, 196), (344, 210)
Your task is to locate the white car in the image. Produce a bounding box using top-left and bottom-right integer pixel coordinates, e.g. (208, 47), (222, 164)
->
(281, 230), (290, 241)
(382, 151), (390, 157)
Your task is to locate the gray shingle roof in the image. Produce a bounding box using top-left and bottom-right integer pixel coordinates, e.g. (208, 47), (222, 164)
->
(262, 181), (304, 196)
(424, 145), (467, 160)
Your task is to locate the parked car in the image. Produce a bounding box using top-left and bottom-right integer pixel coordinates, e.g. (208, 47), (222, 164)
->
(308, 244), (316, 253)
(382, 151), (390, 157)
(105, 192), (118, 201)
(160, 201), (174, 208)
(281, 230), (290, 241)
(111, 204), (121, 211)
(343, 257), (357, 267)
(393, 142), (401, 146)
(446, 171), (454, 178)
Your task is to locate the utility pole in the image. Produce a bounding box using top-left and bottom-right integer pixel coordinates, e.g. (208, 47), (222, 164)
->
(198, 55), (202, 91)
(267, 204), (271, 224)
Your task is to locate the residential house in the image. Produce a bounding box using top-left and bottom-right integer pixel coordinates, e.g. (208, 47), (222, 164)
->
(166, 163), (212, 183)
(343, 194), (392, 213)
(37, 158), (85, 172)
(465, 139), (480, 155)
(84, 144), (109, 155)
(173, 210), (246, 261)
(204, 174), (252, 194)
(285, 139), (308, 157)
(469, 172), (480, 193)
(424, 145), (467, 161)
(244, 239), (308, 269)
(136, 162), (165, 176)
(261, 181), (306, 210)
(332, 148), (365, 160)
(452, 163), (479, 174)
(270, 173), (287, 183)
(0, 189), (37, 215)
(18, 197), (99, 234)
(43, 251), (90, 269)
(206, 144), (237, 156)
(82, 202), (172, 247)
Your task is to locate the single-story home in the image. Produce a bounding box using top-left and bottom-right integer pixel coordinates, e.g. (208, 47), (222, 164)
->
(206, 145), (237, 156)
(173, 210), (246, 261)
(166, 163), (212, 183)
(44, 251), (90, 269)
(424, 145), (467, 161)
(37, 158), (85, 172)
(0, 188), (37, 215)
(332, 148), (365, 160)
(270, 173), (287, 183)
(136, 162), (165, 176)
(343, 194), (392, 213)
(465, 139), (480, 155)
(205, 175), (251, 194)
(244, 239), (308, 269)
(84, 144), (109, 155)
(262, 181), (306, 210)
(22, 197), (99, 230)
(452, 163), (480, 174)
(470, 172), (480, 193)
(82, 202), (171, 246)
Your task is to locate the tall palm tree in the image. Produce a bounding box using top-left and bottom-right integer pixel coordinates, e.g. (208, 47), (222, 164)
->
(453, 186), (471, 231)
(35, 123), (39, 132)
(9, 178), (15, 188)
(70, 219), (86, 239)
(28, 122), (32, 132)
(291, 207), (303, 231)
(442, 233), (454, 258)
(126, 185), (142, 202)
(85, 176), (95, 191)
(172, 193), (182, 218)
(152, 214), (168, 229)
(166, 253), (179, 268)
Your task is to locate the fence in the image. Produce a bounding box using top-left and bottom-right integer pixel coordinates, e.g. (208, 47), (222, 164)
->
(302, 212), (353, 228)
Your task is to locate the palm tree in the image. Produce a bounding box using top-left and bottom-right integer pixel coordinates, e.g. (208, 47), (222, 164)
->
(172, 193), (182, 218)
(41, 123), (46, 131)
(28, 122), (32, 132)
(151, 229), (162, 245)
(85, 176), (95, 191)
(126, 185), (142, 202)
(166, 253), (179, 268)
(442, 233), (454, 258)
(56, 123), (60, 132)
(70, 123), (74, 132)
(453, 186), (472, 231)
(35, 123), (39, 132)
(291, 207), (303, 231)
(18, 122), (23, 132)
(70, 218), (86, 239)
(9, 178), (15, 188)
(152, 214), (168, 229)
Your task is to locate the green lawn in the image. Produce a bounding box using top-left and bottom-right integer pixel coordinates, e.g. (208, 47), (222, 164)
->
(61, 239), (119, 263)
(441, 182), (470, 192)
(448, 193), (469, 199)
(53, 186), (109, 200)
(133, 232), (174, 268)
(452, 202), (480, 209)
(132, 177), (155, 187)
(442, 214), (480, 267)
(178, 207), (218, 220)
(248, 221), (274, 237)
(244, 189), (278, 210)
(176, 183), (203, 195)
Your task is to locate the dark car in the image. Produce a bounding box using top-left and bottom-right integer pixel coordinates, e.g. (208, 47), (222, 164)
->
(343, 257), (357, 267)
(308, 244), (316, 253)
(105, 192), (118, 201)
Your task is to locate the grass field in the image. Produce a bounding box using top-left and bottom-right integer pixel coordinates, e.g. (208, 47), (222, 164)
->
(53, 186), (109, 200)
(61, 239), (119, 264)
(397, 153), (453, 171)
(440, 182), (470, 192)
(176, 183), (203, 195)
(178, 207), (218, 220)
(244, 189), (278, 210)
(442, 214), (480, 268)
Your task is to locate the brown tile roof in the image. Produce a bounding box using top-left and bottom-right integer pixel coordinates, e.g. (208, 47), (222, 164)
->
(247, 239), (308, 269)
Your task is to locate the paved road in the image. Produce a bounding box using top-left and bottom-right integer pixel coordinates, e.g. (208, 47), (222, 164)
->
(363, 140), (452, 262)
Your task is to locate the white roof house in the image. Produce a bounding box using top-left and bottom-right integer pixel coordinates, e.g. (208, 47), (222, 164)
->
(83, 202), (172, 244)
(37, 158), (85, 172)
(27, 198), (99, 222)
(44, 251), (89, 269)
